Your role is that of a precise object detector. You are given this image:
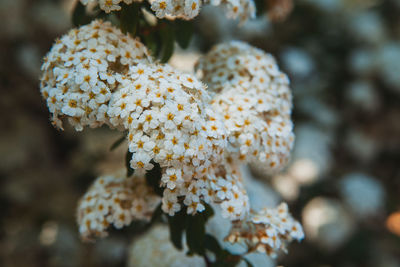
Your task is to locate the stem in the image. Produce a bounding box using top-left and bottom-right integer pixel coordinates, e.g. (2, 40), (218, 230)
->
(203, 254), (212, 267)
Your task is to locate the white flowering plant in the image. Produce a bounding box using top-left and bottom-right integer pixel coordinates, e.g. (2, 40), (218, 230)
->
(39, 1), (303, 266)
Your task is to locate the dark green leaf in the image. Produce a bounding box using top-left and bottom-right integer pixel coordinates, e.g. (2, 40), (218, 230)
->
(186, 214), (206, 255)
(205, 234), (222, 255)
(145, 161), (163, 196)
(110, 135), (126, 151)
(168, 211), (186, 250)
(159, 23), (175, 63)
(141, 32), (159, 58)
(202, 203), (215, 222)
(175, 20), (194, 49)
(141, 1), (153, 13)
(150, 203), (163, 224)
(254, 0), (266, 17)
(105, 13), (121, 27)
(242, 258), (254, 267)
(125, 150), (135, 177)
(72, 2), (92, 27)
(120, 3), (140, 35)
(213, 251), (242, 267)
(211, 261), (229, 267)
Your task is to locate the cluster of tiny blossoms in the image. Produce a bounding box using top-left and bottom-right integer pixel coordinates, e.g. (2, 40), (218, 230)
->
(80, 0), (140, 13)
(40, 20), (152, 131)
(77, 169), (161, 240)
(226, 203), (304, 258)
(40, 21), (303, 258)
(107, 63), (233, 216)
(150, 0), (255, 22)
(162, 162), (250, 220)
(196, 41), (294, 174)
(79, 0), (255, 22)
(39, 20), (254, 221)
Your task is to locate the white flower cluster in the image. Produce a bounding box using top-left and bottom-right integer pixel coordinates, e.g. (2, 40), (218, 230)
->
(106, 63), (233, 217)
(39, 21), (254, 221)
(40, 22), (301, 256)
(162, 162), (250, 220)
(40, 20), (152, 131)
(77, 170), (161, 240)
(80, 0), (141, 13)
(208, 164), (250, 220)
(227, 203), (304, 258)
(150, 0), (255, 22)
(109, 63), (227, 169)
(196, 41), (294, 173)
(210, 0), (256, 22)
(79, 0), (255, 22)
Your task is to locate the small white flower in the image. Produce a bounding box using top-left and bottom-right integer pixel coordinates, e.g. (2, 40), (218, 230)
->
(161, 168), (183, 190)
(99, 0), (122, 13)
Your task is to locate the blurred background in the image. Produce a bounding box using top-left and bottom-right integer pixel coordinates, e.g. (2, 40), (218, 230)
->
(1, 0), (399, 266)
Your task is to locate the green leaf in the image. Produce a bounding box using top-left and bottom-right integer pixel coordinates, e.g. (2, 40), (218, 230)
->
(145, 161), (163, 196)
(242, 258), (254, 267)
(174, 20), (194, 49)
(205, 234), (222, 255)
(120, 3), (140, 35)
(142, 31), (159, 58)
(168, 211), (186, 250)
(186, 214), (206, 255)
(213, 251), (242, 267)
(105, 12), (121, 27)
(254, 0), (266, 17)
(110, 135), (126, 151)
(150, 203), (163, 224)
(202, 203), (215, 222)
(205, 239), (243, 267)
(125, 150), (135, 177)
(159, 23), (175, 63)
(72, 2), (92, 27)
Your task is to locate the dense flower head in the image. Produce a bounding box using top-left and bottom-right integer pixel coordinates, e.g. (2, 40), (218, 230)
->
(226, 203), (304, 258)
(150, 0), (255, 22)
(196, 41), (294, 173)
(109, 62), (227, 176)
(40, 20), (152, 131)
(77, 169), (161, 241)
(80, 0), (141, 13)
(209, 162), (250, 220)
(40, 19), (302, 257)
(210, 0), (256, 22)
(39, 21), (257, 221)
(79, 0), (255, 22)
(162, 162), (250, 219)
(106, 63), (250, 217)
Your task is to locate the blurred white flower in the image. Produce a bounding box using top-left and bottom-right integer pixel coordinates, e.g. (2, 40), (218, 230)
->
(300, 0), (343, 12)
(348, 48), (376, 76)
(349, 11), (386, 44)
(302, 197), (355, 251)
(340, 173), (385, 218)
(128, 225), (205, 267)
(346, 80), (380, 113)
(345, 128), (378, 163)
(291, 124), (333, 179)
(281, 47), (314, 79)
(377, 42), (400, 91)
